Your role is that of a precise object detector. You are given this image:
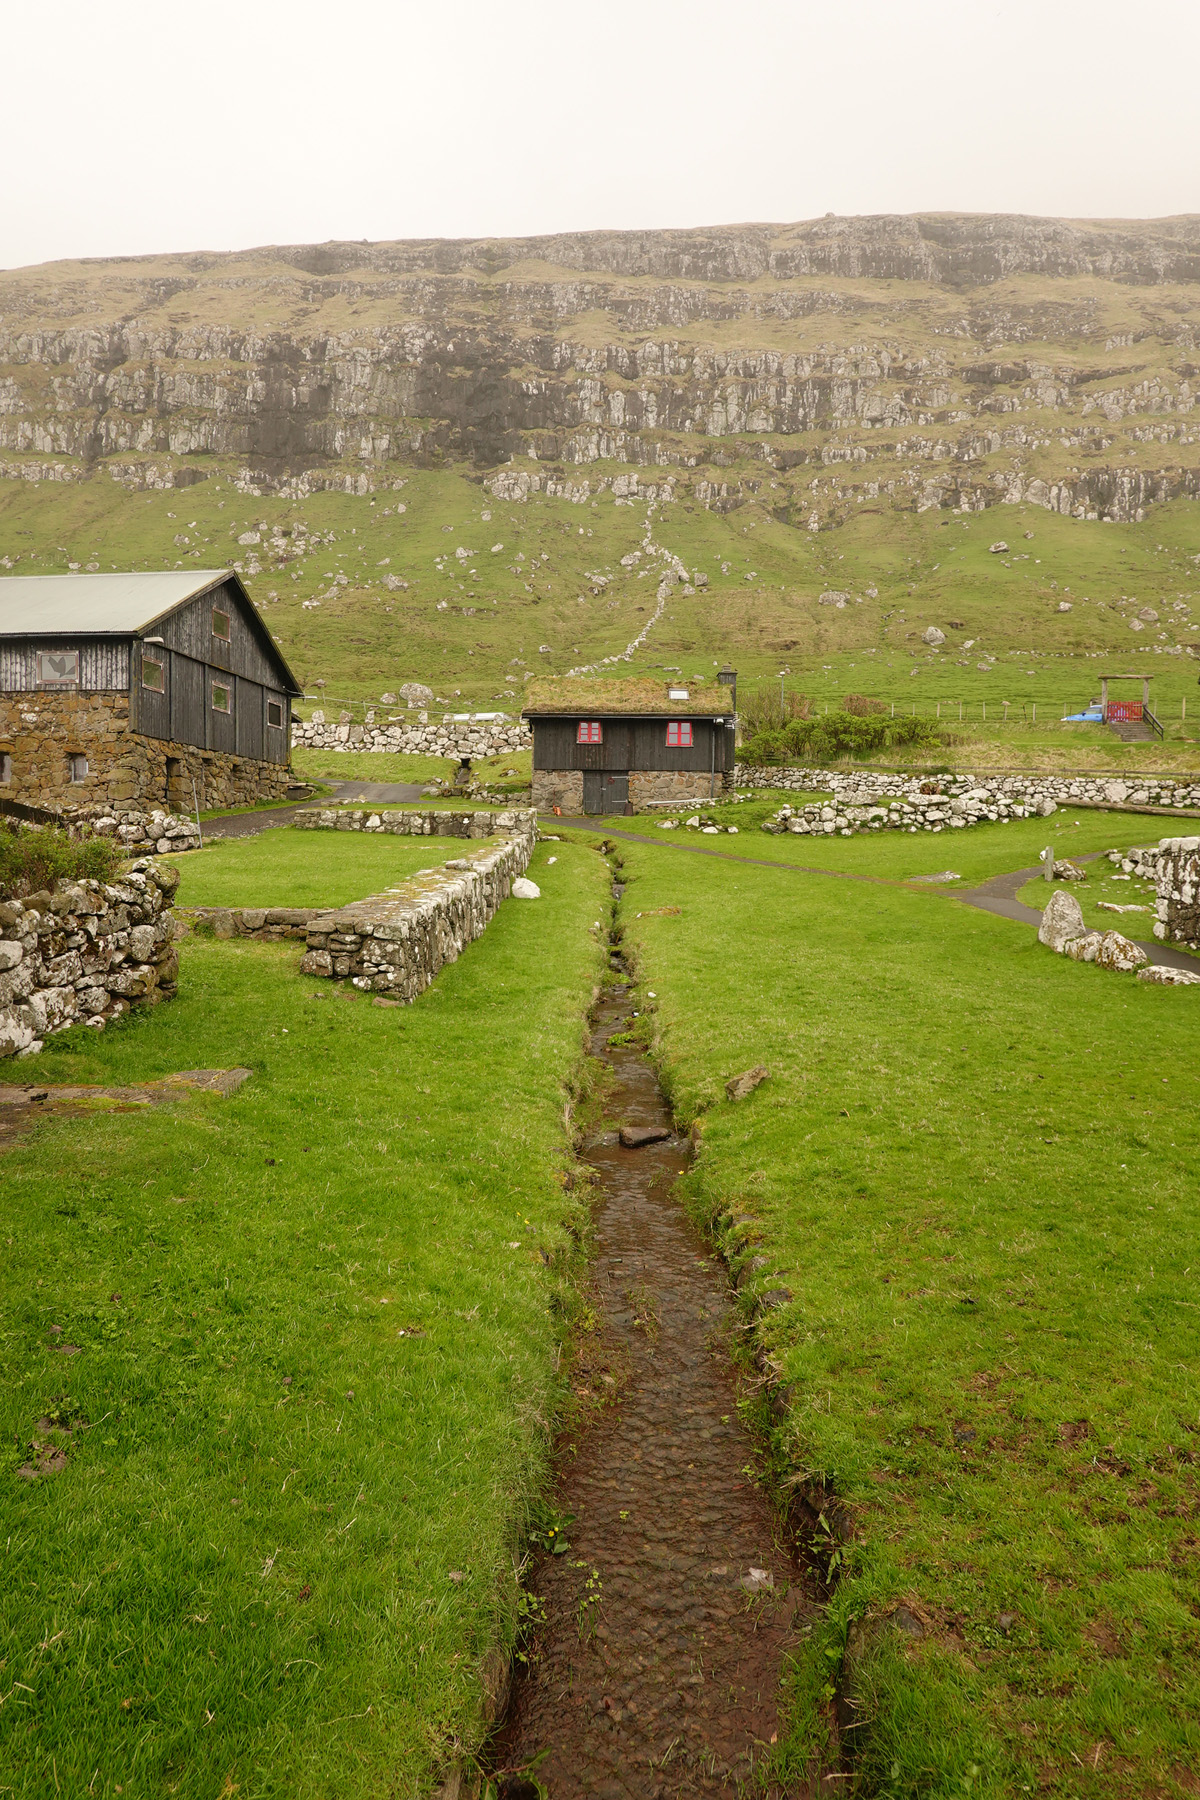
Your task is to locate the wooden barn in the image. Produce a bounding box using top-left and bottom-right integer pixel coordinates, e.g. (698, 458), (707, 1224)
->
(0, 570), (302, 813)
(523, 675), (737, 814)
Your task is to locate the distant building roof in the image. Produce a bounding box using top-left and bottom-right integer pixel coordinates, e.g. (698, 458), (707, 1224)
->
(0, 568), (301, 694)
(0, 570), (238, 635)
(523, 677), (729, 717)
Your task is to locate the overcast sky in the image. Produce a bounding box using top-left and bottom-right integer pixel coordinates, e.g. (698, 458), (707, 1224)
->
(3, 0), (1198, 271)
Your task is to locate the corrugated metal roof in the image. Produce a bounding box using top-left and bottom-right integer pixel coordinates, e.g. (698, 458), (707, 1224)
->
(0, 570), (232, 635)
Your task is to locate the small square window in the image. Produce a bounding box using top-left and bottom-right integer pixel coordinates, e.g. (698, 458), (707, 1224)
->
(142, 656), (165, 692)
(576, 720), (603, 744)
(267, 699), (284, 729)
(68, 754), (88, 784)
(211, 682), (231, 714)
(0, 752), (11, 785)
(666, 721), (693, 748)
(211, 607), (231, 641)
(668, 686), (689, 700)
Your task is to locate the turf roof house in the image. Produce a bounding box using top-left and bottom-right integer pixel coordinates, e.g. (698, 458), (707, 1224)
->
(523, 677), (737, 814)
(0, 571), (301, 813)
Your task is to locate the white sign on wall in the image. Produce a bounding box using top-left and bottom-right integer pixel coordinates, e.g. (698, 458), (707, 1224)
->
(36, 649), (80, 688)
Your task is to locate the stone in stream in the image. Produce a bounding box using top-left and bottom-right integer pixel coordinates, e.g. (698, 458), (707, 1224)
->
(725, 1064), (769, 1101)
(1038, 889), (1086, 952)
(618, 1124), (672, 1147)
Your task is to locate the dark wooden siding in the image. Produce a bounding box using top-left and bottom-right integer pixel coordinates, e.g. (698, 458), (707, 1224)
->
(0, 639), (130, 692)
(237, 681), (265, 761)
(532, 716), (731, 773)
(154, 580), (283, 689)
(131, 646), (290, 765)
(168, 653), (206, 749)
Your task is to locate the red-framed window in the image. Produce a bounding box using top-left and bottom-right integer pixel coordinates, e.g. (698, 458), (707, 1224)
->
(666, 720), (693, 747)
(577, 720), (603, 743)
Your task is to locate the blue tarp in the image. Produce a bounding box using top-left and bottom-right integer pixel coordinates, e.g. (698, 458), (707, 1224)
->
(1061, 707), (1104, 722)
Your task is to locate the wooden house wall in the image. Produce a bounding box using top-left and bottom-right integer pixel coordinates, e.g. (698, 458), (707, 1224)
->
(152, 579), (283, 690)
(131, 642), (290, 764)
(531, 716), (732, 773)
(0, 640), (130, 692)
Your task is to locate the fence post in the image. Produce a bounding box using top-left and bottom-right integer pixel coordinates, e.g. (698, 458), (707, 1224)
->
(959, 701), (963, 721)
(891, 702), (895, 717)
(982, 701), (986, 721)
(1033, 703), (1036, 724)
(1184, 696), (1188, 724)
(937, 702), (941, 719)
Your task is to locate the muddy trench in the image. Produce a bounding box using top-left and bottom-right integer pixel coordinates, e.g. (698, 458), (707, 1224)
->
(487, 868), (827, 1799)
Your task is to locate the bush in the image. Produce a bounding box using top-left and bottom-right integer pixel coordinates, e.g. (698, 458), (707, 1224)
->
(737, 711), (944, 766)
(0, 824), (123, 899)
(737, 689), (811, 738)
(841, 694), (888, 716)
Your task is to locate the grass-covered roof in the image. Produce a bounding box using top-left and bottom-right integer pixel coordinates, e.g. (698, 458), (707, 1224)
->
(522, 677), (730, 717)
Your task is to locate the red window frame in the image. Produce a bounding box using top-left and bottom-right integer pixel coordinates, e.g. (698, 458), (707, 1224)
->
(577, 720), (603, 743)
(666, 720), (693, 748)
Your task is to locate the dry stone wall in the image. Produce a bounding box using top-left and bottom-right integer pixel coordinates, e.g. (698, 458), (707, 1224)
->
(1112, 838), (1200, 949)
(297, 836), (534, 999)
(292, 711), (529, 759)
(738, 766), (1200, 814)
(293, 805), (536, 839)
(0, 859), (180, 1059)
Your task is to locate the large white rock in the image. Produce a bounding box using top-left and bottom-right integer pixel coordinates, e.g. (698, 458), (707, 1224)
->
(922, 625), (946, 646)
(511, 878), (541, 899)
(1093, 931), (1149, 972)
(1038, 889), (1085, 952)
(1137, 964), (1200, 985)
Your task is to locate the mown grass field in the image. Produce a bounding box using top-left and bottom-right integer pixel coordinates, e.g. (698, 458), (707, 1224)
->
(0, 836), (606, 1800)
(608, 817), (1200, 1797)
(163, 828), (495, 910)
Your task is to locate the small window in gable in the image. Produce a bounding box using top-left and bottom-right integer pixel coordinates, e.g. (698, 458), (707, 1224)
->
(576, 721), (602, 744)
(142, 656), (165, 692)
(666, 721), (693, 747)
(211, 682), (232, 714)
(211, 607), (231, 641)
(267, 699), (284, 729)
(68, 754), (89, 784)
(668, 686), (689, 700)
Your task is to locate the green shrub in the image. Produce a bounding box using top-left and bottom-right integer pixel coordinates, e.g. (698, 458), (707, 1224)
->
(737, 710), (944, 765)
(0, 823), (123, 898)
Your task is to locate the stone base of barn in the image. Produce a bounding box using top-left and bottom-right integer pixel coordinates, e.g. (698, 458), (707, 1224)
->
(0, 691), (292, 813)
(628, 769), (733, 808)
(532, 769), (584, 812)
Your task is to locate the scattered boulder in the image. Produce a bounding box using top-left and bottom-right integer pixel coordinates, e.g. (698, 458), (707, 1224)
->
(922, 625), (946, 646)
(989, 541), (1009, 553)
(726, 1065), (770, 1101)
(1065, 932), (1104, 962)
(1093, 931), (1149, 972)
(1037, 889), (1086, 952)
(1053, 860), (1086, 880)
(1137, 964), (1200, 985)
(511, 877), (541, 899)
(1057, 601), (1072, 612)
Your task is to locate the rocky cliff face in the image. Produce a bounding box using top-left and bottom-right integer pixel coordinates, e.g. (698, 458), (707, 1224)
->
(2, 213), (1199, 523)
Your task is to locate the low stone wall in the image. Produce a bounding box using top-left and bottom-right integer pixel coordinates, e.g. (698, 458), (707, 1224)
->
(763, 789), (1054, 837)
(736, 766), (1200, 812)
(1112, 838), (1200, 948)
(298, 837), (534, 998)
(184, 906), (317, 941)
(292, 710), (530, 759)
(0, 859), (180, 1058)
(293, 806), (537, 839)
(66, 805), (202, 854)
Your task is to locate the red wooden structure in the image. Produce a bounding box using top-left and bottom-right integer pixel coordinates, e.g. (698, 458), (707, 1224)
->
(1105, 699), (1143, 723)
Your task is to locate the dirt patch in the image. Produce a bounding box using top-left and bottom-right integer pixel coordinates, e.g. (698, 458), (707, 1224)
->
(0, 1069), (251, 1147)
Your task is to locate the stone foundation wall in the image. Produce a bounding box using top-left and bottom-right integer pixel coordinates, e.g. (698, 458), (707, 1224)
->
(736, 765), (1200, 812)
(629, 769), (731, 807)
(184, 906), (317, 941)
(532, 770), (583, 812)
(293, 806), (536, 839)
(0, 858), (180, 1059)
(1, 690), (292, 812)
(298, 836), (534, 999)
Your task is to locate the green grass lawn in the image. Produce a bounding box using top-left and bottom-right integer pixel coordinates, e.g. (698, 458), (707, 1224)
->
(611, 825), (1200, 1798)
(164, 827), (496, 910)
(0, 838), (607, 1800)
(571, 802), (1146, 886)
(290, 748), (533, 788)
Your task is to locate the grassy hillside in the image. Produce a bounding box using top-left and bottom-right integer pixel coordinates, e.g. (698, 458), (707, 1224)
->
(4, 468), (1200, 746)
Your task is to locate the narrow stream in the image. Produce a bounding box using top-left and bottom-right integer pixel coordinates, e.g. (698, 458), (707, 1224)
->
(488, 906), (821, 1798)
